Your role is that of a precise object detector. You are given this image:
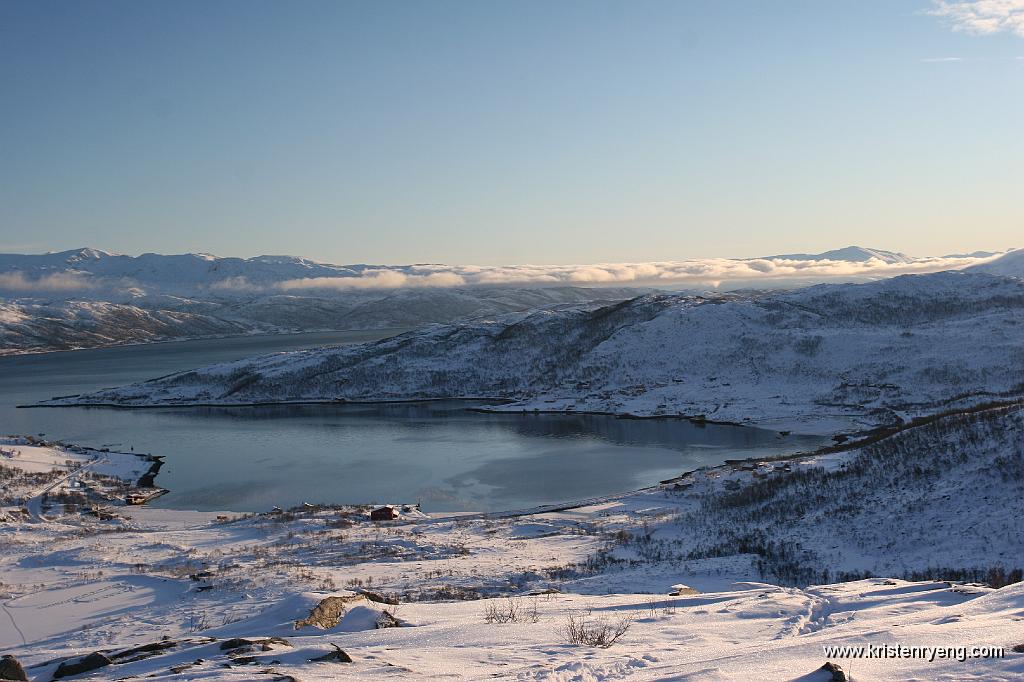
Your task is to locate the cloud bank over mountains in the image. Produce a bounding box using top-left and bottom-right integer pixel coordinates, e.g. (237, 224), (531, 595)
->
(0, 246), (1010, 297)
(0, 271), (94, 292)
(277, 252), (1002, 291)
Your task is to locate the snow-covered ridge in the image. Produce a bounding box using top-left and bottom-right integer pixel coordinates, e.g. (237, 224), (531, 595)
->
(968, 248), (1024, 278)
(0, 287), (645, 355)
(39, 270), (1024, 433)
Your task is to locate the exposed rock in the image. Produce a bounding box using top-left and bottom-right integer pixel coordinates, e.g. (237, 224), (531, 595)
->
(169, 659), (204, 674)
(375, 610), (401, 629)
(820, 661), (847, 681)
(295, 594), (365, 629)
(110, 640), (177, 661)
(0, 655), (28, 681)
(357, 589), (399, 605)
(219, 638), (258, 651)
(261, 637), (292, 651)
(53, 652), (113, 679)
(310, 644), (353, 663)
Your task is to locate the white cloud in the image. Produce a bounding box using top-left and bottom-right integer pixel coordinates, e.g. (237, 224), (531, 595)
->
(278, 270), (467, 291)
(928, 1), (1024, 37)
(272, 253), (1003, 291)
(0, 271), (93, 292)
(921, 56), (964, 61)
(209, 276), (261, 292)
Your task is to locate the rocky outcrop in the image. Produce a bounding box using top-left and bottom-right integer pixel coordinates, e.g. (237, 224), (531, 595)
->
(294, 594), (365, 630)
(309, 644), (352, 663)
(0, 655), (28, 682)
(53, 652), (113, 679)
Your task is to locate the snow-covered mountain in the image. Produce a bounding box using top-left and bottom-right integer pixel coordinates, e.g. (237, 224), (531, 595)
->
(967, 248), (1024, 278)
(0, 247), (375, 296)
(0, 300), (249, 354)
(760, 245), (913, 264)
(0, 248), (666, 353)
(0, 287), (645, 355)
(44, 270), (1024, 433)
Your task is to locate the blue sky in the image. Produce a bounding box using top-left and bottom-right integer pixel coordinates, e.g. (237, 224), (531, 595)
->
(1, 1), (1021, 265)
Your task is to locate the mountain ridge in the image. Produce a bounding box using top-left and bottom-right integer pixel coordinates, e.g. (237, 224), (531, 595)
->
(41, 270), (1024, 434)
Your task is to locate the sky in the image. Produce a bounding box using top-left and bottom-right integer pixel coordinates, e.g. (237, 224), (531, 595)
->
(0, 1), (1022, 266)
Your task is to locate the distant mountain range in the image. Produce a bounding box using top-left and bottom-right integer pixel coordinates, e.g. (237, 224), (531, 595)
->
(759, 246), (914, 264)
(0, 247), (395, 298)
(0, 245), (1011, 298)
(1, 245), (1018, 355)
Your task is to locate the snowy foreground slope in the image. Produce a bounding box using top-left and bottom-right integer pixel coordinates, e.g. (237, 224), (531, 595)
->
(44, 271), (1024, 433)
(1, 406), (1022, 680)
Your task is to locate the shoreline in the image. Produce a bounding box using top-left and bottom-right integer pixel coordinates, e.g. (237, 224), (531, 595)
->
(20, 396), (514, 410)
(16, 399), (1021, 520)
(461, 399), (1024, 521)
(0, 326), (412, 360)
(63, 441), (167, 491)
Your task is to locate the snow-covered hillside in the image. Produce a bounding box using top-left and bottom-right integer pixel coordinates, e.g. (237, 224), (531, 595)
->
(1, 404), (1021, 680)
(0, 287), (643, 355)
(0, 300), (250, 355)
(967, 248), (1024, 278)
(46, 271), (1024, 434)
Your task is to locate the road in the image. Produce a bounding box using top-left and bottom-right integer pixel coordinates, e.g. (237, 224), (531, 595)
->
(23, 455), (107, 522)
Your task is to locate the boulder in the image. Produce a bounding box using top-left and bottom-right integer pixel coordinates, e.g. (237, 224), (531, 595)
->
(110, 640), (177, 661)
(820, 661), (847, 682)
(375, 610), (401, 629)
(219, 638), (258, 651)
(310, 644), (352, 663)
(53, 652), (113, 679)
(261, 637), (292, 651)
(0, 655), (28, 682)
(295, 594), (364, 630)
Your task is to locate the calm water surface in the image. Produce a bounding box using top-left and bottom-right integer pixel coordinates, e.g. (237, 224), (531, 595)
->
(0, 332), (826, 512)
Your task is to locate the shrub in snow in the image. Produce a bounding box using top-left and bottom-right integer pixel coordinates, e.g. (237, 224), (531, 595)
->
(558, 611), (633, 647)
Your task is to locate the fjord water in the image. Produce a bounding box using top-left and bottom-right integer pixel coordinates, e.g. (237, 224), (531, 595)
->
(0, 332), (825, 512)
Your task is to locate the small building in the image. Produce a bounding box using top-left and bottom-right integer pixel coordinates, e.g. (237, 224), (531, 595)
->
(370, 505), (398, 521)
